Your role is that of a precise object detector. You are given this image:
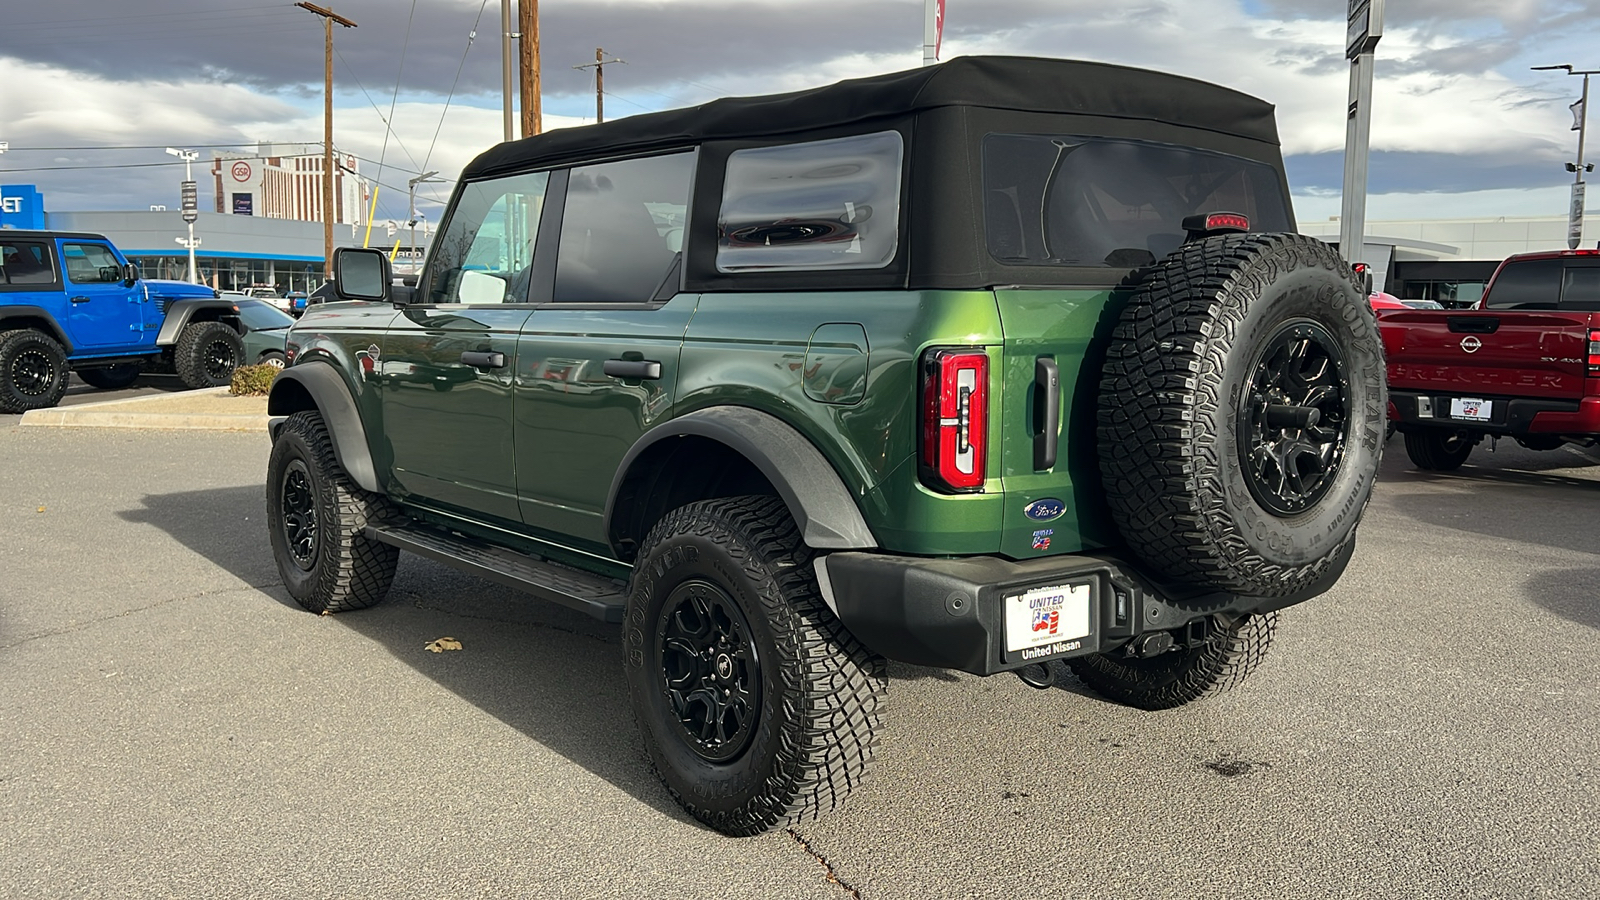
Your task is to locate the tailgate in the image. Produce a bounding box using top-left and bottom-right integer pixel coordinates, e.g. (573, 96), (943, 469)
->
(993, 288), (1120, 560)
(1380, 309), (1593, 400)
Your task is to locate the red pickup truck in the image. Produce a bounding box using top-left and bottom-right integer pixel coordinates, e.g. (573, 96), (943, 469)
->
(1380, 248), (1600, 469)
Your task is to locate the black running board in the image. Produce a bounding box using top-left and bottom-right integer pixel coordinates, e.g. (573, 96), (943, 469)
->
(365, 522), (628, 623)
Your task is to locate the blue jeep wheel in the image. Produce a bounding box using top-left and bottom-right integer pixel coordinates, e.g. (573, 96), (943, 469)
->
(0, 328), (70, 414)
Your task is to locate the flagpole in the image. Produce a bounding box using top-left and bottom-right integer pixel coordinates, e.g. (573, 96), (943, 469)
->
(923, 0), (942, 67)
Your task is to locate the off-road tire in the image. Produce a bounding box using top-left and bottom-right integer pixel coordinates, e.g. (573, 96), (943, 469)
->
(174, 320), (244, 389)
(1404, 429), (1473, 471)
(1097, 232), (1386, 600)
(623, 495), (888, 836)
(0, 328), (70, 414)
(1067, 613), (1278, 710)
(76, 363), (143, 390)
(266, 410), (399, 614)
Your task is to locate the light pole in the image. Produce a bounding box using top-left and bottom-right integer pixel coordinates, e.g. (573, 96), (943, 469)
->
(166, 147), (201, 284)
(1339, 0), (1384, 270)
(407, 170), (441, 267)
(1532, 64), (1597, 249)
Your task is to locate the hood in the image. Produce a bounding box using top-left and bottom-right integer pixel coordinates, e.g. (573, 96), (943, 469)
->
(143, 279), (221, 301)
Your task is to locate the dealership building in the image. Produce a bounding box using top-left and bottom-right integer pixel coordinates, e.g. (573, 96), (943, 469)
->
(0, 144), (430, 293)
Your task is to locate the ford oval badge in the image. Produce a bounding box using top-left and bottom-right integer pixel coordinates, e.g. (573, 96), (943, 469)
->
(1024, 498), (1065, 521)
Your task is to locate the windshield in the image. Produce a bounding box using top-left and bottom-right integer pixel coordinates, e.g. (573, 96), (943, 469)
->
(982, 134), (1292, 268)
(235, 299), (294, 330)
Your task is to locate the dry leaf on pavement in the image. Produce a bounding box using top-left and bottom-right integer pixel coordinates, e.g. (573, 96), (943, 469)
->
(425, 637), (463, 653)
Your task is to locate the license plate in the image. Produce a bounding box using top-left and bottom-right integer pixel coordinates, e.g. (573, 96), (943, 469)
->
(1450, 397), (1491, 421)
(1004, 583), (1091, 656)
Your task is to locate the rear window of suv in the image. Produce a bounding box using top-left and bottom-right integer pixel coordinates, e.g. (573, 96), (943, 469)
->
(982, 134), (1292, 268)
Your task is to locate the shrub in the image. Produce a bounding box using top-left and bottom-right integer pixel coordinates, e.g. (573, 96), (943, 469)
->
(230, 364), (279, 396)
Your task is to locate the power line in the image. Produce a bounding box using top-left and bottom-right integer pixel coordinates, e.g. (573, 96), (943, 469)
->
(0, 161), (186, 173)
(3, 4), (287, 28)
(423, 0), (493, 174)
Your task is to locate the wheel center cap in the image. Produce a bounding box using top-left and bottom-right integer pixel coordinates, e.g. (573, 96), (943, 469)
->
(715, 653), (733, 680)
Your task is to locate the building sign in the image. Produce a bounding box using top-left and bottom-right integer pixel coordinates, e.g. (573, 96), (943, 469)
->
(231, 161), (252, 182)
(233, 193), (254, 216)
(0, 184), (46, 230)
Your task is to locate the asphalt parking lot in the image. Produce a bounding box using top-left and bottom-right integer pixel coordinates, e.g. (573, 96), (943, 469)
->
(2, 422), (1597, 899)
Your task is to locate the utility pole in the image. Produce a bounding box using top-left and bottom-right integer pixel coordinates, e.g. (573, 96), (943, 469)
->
(407, 170), (441, 267)
(295, 1), (357, 279)
(519, 0), (540, 137)
(1532, 64), (1597, 249)
(500, 1), (515, 141)
(923, 0), (945, 67)
(1339, 0), (1383, 272)
(166, 147), (200, 284)
(573, 48), (624, 123)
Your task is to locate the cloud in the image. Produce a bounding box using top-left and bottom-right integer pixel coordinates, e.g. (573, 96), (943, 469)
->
(2, 0), (1596, 220)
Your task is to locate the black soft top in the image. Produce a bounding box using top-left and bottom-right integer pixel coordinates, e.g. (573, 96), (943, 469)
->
(462, 56), (1279, 180)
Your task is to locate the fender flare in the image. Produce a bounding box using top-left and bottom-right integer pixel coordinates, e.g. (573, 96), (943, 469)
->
(0, 306), (73, 353)
(605, 406), (877, 553)
(267, 362), (381, 493)
(155, 298), (241, 346)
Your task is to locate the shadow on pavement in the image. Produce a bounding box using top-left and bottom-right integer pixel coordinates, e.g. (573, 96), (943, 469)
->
(1521, 567), (1600, 630)
(117, 484), (692, 824)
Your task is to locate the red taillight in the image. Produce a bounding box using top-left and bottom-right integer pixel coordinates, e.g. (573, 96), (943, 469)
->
(1588, 329), (1600, 375)
(1204, 212), (1249, 232)
(920, 348), (988, 492)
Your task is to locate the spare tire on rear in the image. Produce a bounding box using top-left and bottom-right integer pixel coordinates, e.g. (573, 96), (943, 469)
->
(1097, 232), (1385, 599)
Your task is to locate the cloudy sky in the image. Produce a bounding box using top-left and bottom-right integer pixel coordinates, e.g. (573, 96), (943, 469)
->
(1, 0), (1597, 228)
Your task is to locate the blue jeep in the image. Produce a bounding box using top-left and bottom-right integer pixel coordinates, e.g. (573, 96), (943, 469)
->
(0, 230), (245, 413)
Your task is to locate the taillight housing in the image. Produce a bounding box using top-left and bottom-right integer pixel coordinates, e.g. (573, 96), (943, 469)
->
(920, 348), (989, 492)
(1588, 329), (1600, 375)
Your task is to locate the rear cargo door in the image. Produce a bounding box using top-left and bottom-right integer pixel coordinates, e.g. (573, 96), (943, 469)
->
(993, 288), (1122, 560)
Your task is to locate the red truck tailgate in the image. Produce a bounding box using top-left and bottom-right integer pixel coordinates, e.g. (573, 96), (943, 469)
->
(1380, 309), (1595, 401)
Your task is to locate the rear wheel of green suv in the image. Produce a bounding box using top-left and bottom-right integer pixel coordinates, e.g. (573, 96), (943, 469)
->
(623, 495), (887, 836)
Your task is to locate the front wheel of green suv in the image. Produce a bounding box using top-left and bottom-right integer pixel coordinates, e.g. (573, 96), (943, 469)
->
(266, 410), (399, 614)
(623, 495), (887, 836)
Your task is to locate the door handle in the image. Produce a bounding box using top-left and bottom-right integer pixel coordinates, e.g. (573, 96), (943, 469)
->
(604, 358), (662, 380)
(70, 296), (92, 304)
(1034, 356), (1060, 470)
(460, 350), (506, 369)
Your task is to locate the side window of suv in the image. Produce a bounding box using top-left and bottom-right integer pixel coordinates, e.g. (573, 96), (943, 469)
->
(553, 151), (694, 304)
(1559, 264), (1600, 311)
(1484, 258), (1562, 309)
(717, 131), (903, 273)
(0, 240), (56, 287)
(424, 170), (550, 305)
(62, 243), (121, 284)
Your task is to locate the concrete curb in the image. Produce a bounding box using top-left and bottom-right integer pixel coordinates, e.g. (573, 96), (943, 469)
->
(20, 387), (271, 432)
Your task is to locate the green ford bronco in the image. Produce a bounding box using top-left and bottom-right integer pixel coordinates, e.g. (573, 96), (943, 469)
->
(265, 56), (1385, 835)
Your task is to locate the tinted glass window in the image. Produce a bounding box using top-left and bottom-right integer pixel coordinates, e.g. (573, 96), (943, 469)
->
(425, 170), (550, 304)
(716, 131), (903, 273)
(1484, 259), (1562, 309)
(63, 243), (122, 284)
(983, 135), (1292, 268)
(235, 299), (295, 330)
(554, 152), (694, 303)
(0, 241), (55, 285)
(1560, 264), (1600, 311)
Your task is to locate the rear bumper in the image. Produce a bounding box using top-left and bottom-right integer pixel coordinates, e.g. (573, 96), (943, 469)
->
(815, 546), (1349, 677)
(1389, 391), (1600, 436)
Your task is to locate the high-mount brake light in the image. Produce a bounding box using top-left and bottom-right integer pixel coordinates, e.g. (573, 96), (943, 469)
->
(1588, 329), (1600, 375)
(1181, 211), (1250, 238)
(920, 348), (989, 492)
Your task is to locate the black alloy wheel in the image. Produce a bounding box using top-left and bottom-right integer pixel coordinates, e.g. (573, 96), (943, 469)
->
(657, 579), (761, 763)
(280, 459), (319, 571)
(1238, 320), (1350, 517)
(203, 337), (238, 383)
(10, 346), (57, 399)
